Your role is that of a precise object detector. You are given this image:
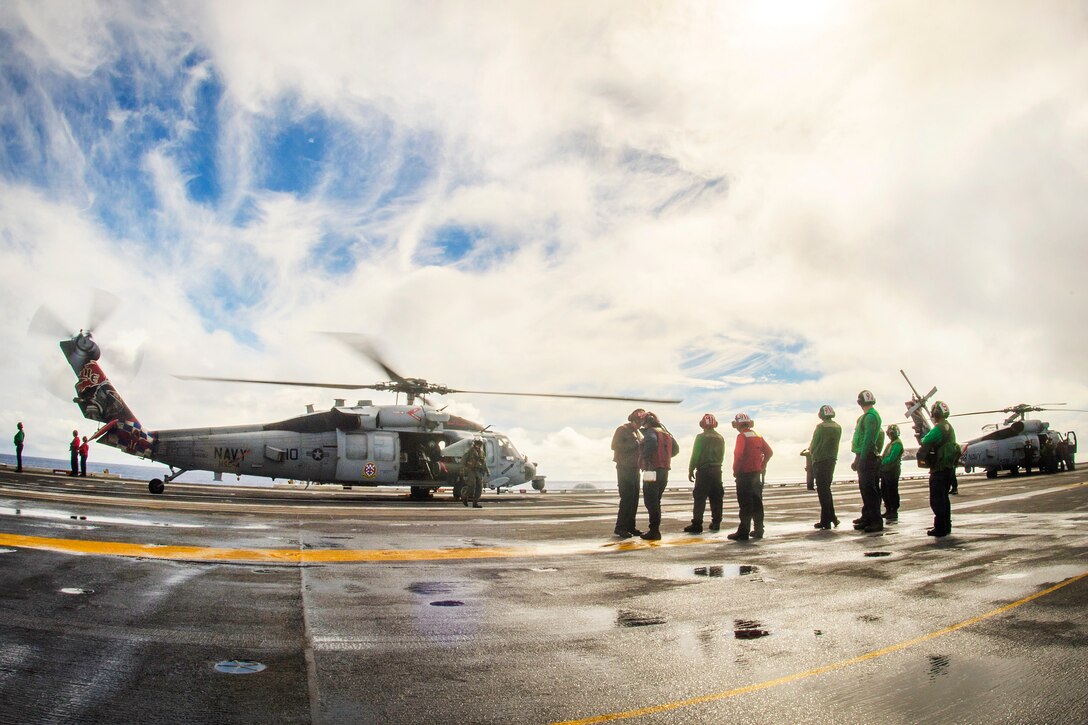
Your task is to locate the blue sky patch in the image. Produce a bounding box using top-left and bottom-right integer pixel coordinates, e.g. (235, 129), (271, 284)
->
(428, 225), (481, 263)
(258, 111), (330, 195)
(185, 269), (266, 347)
(180, 64), (222, 205)
(680, 335), (816, 387)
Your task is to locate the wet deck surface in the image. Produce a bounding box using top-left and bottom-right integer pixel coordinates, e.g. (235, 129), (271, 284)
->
(1, 467), (1086, 724)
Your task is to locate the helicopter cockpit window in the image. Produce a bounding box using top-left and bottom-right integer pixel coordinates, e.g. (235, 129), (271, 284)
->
(497, 436), (518, 461)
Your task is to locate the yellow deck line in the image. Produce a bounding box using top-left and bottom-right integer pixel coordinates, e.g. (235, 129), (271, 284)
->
(0, 532), (525, 562)
(0, 532), (711, 562)
(552, 571), (1088, 724)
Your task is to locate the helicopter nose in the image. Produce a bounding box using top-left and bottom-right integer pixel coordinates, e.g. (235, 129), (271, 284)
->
(523, 461), (537, 480)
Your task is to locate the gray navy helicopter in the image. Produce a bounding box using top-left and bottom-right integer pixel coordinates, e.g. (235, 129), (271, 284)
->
(900, 371), (1080, 478)
(954, 404), (1080, 478)
(38, 299), (677, 498)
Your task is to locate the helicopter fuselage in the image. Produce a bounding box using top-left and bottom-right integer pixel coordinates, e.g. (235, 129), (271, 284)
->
(961, 419), (1077, 478)
(118, 403), (543, 493)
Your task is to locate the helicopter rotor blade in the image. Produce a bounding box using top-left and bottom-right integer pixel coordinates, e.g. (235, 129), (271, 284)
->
(87, 289), (121, 333)
(952, 403), (1076, 418)
(110, 344), (146, 380)
(28, 305), (75, 339)
(443, 389), (682, 404)
(174, 374), (391, 391)
(950, 408), (1011, 417)
(319, 332), (408, 384)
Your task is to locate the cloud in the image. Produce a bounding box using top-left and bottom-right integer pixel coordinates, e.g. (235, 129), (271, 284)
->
(1, 1), (1087, 484)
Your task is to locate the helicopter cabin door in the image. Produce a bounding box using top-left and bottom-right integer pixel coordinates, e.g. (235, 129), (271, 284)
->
(335, 430), (399, 483)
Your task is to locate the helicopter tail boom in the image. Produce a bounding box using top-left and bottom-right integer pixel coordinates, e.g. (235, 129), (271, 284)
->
(59, 332), (154, 457)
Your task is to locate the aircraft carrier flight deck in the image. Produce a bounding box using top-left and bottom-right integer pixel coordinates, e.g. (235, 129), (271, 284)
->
(1, 466), (1085, 724)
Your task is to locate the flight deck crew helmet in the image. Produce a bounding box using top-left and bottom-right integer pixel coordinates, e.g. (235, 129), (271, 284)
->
(642, 412), (659, 427)
(930, 401), (950, 420)
(628, 408), (646, 423)
(731, 412), (753, 429)
(886, 424), (900, 439)
(857, 390), (876, 406)
(818, 405), (835, 420)
(700, 413), (718, 429)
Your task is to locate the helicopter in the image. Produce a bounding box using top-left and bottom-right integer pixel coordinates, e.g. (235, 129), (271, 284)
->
(954, 404), (1080, 479)
(49, 319), (679, 497)
(899, 371), (1081, 478)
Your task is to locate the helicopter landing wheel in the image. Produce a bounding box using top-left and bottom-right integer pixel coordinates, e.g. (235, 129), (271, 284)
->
(985, 468), (997, 479)
(409, 486), (433, 500)
(149, 478), (165, 494)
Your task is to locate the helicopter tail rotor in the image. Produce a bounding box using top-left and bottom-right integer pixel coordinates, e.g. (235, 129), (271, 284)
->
(28, 289), (123, 340)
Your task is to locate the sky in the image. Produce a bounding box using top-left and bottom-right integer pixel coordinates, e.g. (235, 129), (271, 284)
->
(2, 0), (1087, 483)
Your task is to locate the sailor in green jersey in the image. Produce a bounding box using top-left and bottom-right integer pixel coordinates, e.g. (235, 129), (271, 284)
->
(809, 405), (842, 529)
(879, 424), (905, 522)
(920, 400), (958, 537)
(684, 414), (726, 533)
(851, 389), (884, 532)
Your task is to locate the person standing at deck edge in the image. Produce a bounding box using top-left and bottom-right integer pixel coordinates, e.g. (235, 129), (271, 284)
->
(13, 422), (24, 472)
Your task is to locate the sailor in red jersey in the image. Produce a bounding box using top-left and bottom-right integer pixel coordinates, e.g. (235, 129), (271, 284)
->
(728, 413), (774, 541)
(79, 436), (90, 477)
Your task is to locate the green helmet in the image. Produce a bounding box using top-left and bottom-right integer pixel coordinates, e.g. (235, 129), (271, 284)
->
(886, 424), (900, 439)
(818, 404), (835, 420)
(930, 401), (950, 420)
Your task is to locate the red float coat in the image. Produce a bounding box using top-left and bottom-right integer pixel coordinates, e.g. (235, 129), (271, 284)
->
(733, 429), (773, 475)
(640, 427), (675, 471)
